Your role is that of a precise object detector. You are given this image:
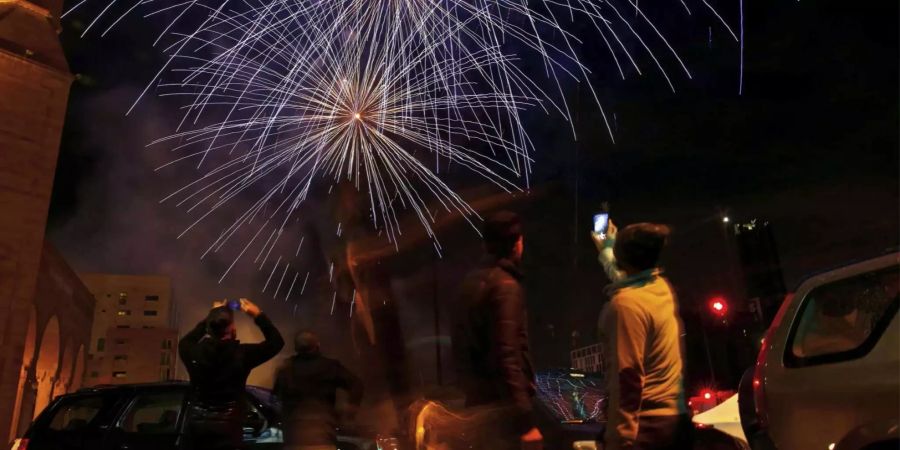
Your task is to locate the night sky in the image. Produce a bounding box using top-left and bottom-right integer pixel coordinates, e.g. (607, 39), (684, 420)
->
(47, 0), (898, 389)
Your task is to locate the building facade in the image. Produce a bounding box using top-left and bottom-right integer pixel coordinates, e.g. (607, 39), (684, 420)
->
(80, 274), (179, 385)
(0, 0), (77, 442)
(732, 219), (787, 323)
(87, 327), (178, 385)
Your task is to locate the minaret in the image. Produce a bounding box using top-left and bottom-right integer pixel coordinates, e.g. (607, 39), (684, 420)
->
(0, 0), (73, 441)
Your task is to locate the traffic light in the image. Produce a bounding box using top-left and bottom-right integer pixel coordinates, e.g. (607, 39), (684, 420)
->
(709, 297), (728, 317)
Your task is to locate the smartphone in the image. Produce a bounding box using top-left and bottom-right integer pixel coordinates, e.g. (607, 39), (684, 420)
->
(226, 299), (240, 311)
(593, 213), (609, 236)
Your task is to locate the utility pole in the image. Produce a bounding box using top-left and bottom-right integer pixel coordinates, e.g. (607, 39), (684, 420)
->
(432, 250), (442, 386)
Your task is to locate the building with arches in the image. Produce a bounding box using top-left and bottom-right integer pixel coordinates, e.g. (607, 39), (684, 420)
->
(7, 243), (95, 439)
(0, 0), (90, 443)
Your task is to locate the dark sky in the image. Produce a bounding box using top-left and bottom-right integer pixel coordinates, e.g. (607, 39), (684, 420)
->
(48, 0), (898, 388)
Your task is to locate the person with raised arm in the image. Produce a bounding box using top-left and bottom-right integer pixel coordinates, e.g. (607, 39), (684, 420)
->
(179, 298), (284, 450)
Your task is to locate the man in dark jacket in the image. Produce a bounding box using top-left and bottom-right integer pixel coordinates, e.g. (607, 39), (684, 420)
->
(453, 211), (543, 450)
(179, 298), (284, 450)
(274, 330), (364, 450)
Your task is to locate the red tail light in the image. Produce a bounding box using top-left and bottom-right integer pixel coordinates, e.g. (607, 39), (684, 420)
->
(10, 438), (29, 450)
(752, 293), (792, 429)
(751, 335), (770, 428)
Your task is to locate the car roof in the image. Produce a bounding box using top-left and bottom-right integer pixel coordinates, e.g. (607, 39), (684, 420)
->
(72, 381), (275, 396)
(76, 380), (191, 393)
(792, 250), (899, 291)
(793, 252), (899, 295)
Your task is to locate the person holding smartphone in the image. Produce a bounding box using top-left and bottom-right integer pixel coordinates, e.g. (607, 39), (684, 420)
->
(179, 298), (285, 450)
(591, 221), (690, 450)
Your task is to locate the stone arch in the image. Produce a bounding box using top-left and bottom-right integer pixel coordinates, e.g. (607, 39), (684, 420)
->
(70, 344), (86, 392)
(9, 307), (37, 439)
(33, 316), (60, 418)
(52, 341), (75, 398)
(23, 307), (38, 367)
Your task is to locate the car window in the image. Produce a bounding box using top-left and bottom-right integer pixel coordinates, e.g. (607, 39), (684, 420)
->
(246, 386), (281, 412)
(242, 394), (267, 433)
(120, 391), (185, 434)
(48, 395), (113, 431)
(788, 265), (899, 365)
(534, 369), (606, 423)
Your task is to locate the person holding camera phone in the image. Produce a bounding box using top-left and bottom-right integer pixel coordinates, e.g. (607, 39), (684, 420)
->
(179, 298), (285, 450)
(591, 219), (690, 450)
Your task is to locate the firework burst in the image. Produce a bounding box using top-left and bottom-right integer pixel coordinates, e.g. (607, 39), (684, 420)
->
(67, 0), (736, 299)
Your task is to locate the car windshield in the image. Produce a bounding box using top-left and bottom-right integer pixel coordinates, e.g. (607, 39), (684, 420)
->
(246, 385), (281, 412)
(534, 370), (606, 423)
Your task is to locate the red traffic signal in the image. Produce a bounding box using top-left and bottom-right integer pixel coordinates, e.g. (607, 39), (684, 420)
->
(709, 297), (728, 317)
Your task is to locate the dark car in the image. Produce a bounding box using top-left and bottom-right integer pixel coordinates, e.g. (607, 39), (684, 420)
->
(12, 382), (378, 450)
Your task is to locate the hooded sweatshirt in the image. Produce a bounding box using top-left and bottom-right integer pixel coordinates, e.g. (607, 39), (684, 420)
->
(597, 248), (687, 449)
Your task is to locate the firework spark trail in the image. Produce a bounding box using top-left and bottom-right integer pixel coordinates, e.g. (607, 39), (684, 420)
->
(69, 0), (737, 302)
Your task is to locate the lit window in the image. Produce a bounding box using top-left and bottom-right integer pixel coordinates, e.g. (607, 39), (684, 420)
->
(113, 371), (127, 378)
(117, 310), (131, 316)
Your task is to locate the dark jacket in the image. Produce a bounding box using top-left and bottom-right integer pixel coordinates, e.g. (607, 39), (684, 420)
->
(178, 313), (283, 449)
(453, 256), (536, 434)
(273, 353), (364, 445)
(179, 313), (285, 406)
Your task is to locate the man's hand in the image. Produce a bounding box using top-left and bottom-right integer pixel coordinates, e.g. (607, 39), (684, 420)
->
(240, 298), (262, 318)
(521, 427), (543, 449)
(212, 300), (227, 309)
(590, 220), (618, 253)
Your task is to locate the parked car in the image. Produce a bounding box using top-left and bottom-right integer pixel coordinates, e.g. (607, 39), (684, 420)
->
(10, 382), (382, 450)
(533, 369), (606, 450)
(738, 252), (899, 450)
(693, 394), (746, 444)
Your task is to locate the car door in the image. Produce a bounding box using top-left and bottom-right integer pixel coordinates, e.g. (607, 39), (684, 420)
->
(27, 392), (122, 450)
(104, 388), (188, 450)
(765, 261), (899, 450)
